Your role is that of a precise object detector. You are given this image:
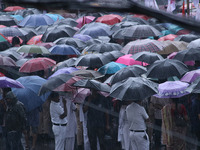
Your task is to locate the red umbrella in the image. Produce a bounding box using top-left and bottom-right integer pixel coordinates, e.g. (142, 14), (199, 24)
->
(0, 55), (16, 67)
(4, 6), (25, 12)
(96, 14), (123, 25)
(19, 57), (56, 73)
(76, 16), (95, 28)
(176, 29), (191, 35)
(133, 14), (151, 20)
(158, 34), (178, 41)
(27, 35), (42, 45)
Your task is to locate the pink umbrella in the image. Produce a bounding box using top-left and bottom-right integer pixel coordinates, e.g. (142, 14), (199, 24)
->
(181, 69), (200, 83)
(167, 52), (195, 66)
(158, 34), (178, 41)
(115, 54), (148, 66)
(96, 14), (123, 25)
(72, 88), (91, 103)
(76, 16), (95, 28)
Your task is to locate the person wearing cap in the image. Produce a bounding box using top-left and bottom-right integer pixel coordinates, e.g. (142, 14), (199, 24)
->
(49, 92), (67, 150)
(4, 91), (27, 150)
(125, 101), (150, 150)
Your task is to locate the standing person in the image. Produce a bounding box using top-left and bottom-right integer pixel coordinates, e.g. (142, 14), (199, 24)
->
(49, 92), (67, 150)
(161, 98), (188, 150)
(4, 91), (27, 150)
(125, 101), (150, 150)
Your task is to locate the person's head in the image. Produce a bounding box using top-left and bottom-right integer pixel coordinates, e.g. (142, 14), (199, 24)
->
(49, 92), (60, 103)
(5, 91), (18, 106)
(12, 36), (20, 47)
(2, 88), (11, 99)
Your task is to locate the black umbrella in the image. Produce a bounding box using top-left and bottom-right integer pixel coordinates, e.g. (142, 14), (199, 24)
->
(0, 15), (17, 26)
(86, 39), (102, 46)
(19, 27), (37, 43)
(109, 77), (158, 101)
(73, 79), (110, 92)
(186, 77), (200, 93)
(122, 15), (149, 24)
(105, 65), (147, 85)
(54, 37), (86, 51)
(75, 54), (110, 69)
(173, 48), (200, 62)
(0, 27), (28, 37)
(131, 51), (164, 64)
(35, 25), (48, 35)
(0, 41), (11, 51)
(0, 48), (22, 61)
(41, 28), (76, 42)
(71, 70), (104, 79)
(53, 18), (78, 27)
(103, 51), (124, 61)
(174, 34), (200, 43)
(146, 59), (189, 80)
(111, 21), (138, 32)
(152, 24), (167, 32)
(15, 8), (41, 17)
(84, 42), (122, 53)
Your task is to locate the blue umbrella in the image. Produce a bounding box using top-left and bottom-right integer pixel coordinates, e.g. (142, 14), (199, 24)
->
(10, 15), (24, 22)
(45, 14), (64, 21)
(18, 14), (54, 27)
(98, 61), (127, 75)
(49, 44), (81, 55)
(12, 76), (50, 112)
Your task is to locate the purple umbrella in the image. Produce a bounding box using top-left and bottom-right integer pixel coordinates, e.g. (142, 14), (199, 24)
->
(0, 77), (24, 88)
(73, 34), (92, 42)
(154, 81), (189, 98)
(48, 67), (79, 79)
(181, 69), (200, 83)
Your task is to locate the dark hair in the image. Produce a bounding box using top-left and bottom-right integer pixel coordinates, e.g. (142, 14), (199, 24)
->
(49, 92), (59, 99)
(12, 36), (20, 46)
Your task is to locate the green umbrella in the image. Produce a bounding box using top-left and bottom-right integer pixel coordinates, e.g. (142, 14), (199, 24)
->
(17, 45), (50, 54)
(0, 33), (7, 42)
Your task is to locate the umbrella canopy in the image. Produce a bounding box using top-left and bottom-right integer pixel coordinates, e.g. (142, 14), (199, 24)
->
(111, 21), (138, 32)
(83, 42), (122, 54)
(96, 14), (123, 25)
(154, 81), (189, 98)
(12, 76), (49, 112)
(4, 6), (25, 12)
(54, 18), (78, 27)
(0, 76), (24, 88)
(105, 65), (147, 85)
(116, 54), (147, 66)
(18, 14), (54, 27)
(17, 45), (50, 54)
(19, 27), (37, 43)
(71, 70), (104, 79)
(173, 48), (200, 62)
(52, 57), (77, 71)
(121, 39), (164, 54)
(45, 14), (64, 21)
(76, 16), (95, 28)
(131, 51), (164, 64)
(186, 77), (200, 93)
(19, 57), (56, 73)
(0, 48), (22, 61)
(36, 42), (55, 49)
(75, 54), (110, 69)
(16, 58), (30, 67)
(122, 15), (149, 24)
(73, 79), (110, 92)
(103, 51), (124, 61)
(54, 37), (86, 50)
(10, 15), (24, 22)
(72, 88), (91, 103)
(109, 77), (158, 101)
(14, 8), (41, 17)
(49, 45), (81, 56)
(146, 59), (189, 80)
(0, 41), (11, 51)
(174, 34), (200, 43)
(187, 38), (200, 49)
(0, 15), (17, 26)
(0, 33), (8, 42)
(0, 55), (16, 67)
(73, 34), (92, 42)
(0, 27), (28, 37)
(49, 67), (78, 79)
(27, 35), (42, 45)
(98, 62), (127, 75)
(158, 34), (178, 41)
(152, 24), (167, 32)
(181, 69), (200, 83)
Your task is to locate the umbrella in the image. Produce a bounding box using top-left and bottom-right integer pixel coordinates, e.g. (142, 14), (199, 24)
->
(0, 55), (16, 67)
(154, 81), (189, 98)
(0, 27), (28, 37)
(181, 69), (200, 83)
(105, 65), (147, 85)
(103, 51), (124, 61)
(83, 42), (122, 54)
(174, 34), (200, 43)
(133, 14), (151, 20)
(18, 14), (54, 27)
(36, 42), (55, 49)
(158, 34), (178, 41)
(19, 57), (56, 73)
(0, 41), (11, 51)
(116, 54), (147, 66)
(146, 59), (189, 79)
(186, 77), (200, 93)
(96, 14), (123, 25)
(12, 76), (49, 112)
(111, 21), (138, 32)
(54, 37), (86, 50)
(0, 15), (17, 26)
(187, 38), (200, 49)
(121, 39), (164, 54)
(19, 27), (37, 43)
(17, 45), (50, 54)
(122, 15), (149, 24)
(109, 77), (158, 101)
(0, 33), (8, 42)
(45, 14), (64, 21)
(16, 58), (30, 67)
(152, 24), (167, 32)
(73, 79), (110, 92)
(27, 35), (42, 45)
(54, 18), (78, 27)
(131, 51), (164, 64)
(0, 48), (22, 61)
(49, 45), (81, 55)
(52, 57), (77, 71)
(0, 76), (24, 88)
(98, 62), (127, 75)
(75, 54), (110, 69)
(173, 48), (200, 62)
(10, 15), (24, 22)
(73, 34), (92, 42)
(35, 25), (48, 35)
(38, 74), (76, 95)
(71, 70), (104, 79)
(49, 67), (79, 79)
(14, 8), (41, 17)
(4, 6), (25, 12)
(41, 28), (76, 42)
(72, 88), (91, 103)
(76, 16), (95, 28)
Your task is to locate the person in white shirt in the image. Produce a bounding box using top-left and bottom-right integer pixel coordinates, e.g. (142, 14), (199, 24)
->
(49, 92), (67, 150)
(125, 101), (150, 150)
